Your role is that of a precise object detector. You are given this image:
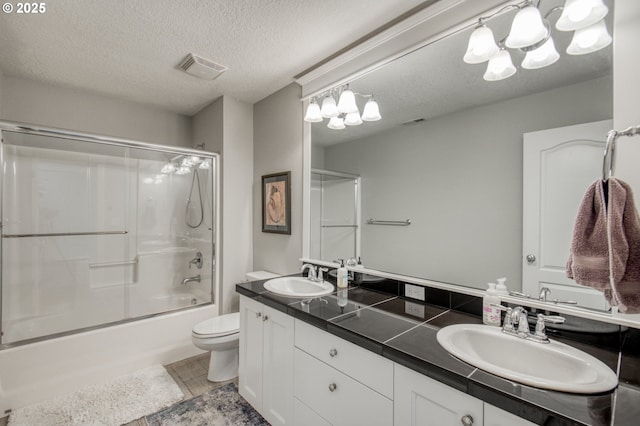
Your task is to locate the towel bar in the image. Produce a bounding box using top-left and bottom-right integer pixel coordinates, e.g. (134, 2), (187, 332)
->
(602, 125), (640, 181)
(366, 219), (411, 226)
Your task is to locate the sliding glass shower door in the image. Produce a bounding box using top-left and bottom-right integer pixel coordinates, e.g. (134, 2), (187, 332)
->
(0, 126), (217, 346)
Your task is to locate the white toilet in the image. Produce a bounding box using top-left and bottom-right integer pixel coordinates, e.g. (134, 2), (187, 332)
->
(191, 270), (278, 382)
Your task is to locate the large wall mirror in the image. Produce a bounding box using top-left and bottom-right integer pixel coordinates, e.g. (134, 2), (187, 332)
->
(306, 0), (632, 316)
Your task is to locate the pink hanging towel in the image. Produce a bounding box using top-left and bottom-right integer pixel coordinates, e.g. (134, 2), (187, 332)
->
(607, 178), (640, 314)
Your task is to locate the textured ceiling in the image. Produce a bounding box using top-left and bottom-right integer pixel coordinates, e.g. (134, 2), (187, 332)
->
(313, 0), (614, 146)
(0, 0), (427, 115)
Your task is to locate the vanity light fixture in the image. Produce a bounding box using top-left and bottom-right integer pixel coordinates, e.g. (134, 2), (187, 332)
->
(304, 84), (382, 129)
(464, 0), (611, 82)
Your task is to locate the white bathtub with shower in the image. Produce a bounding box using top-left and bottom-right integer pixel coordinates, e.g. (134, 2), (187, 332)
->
(0, 121), (221, 414)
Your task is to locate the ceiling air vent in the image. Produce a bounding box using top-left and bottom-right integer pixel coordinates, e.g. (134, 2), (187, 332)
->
(178, 53), (227, 80)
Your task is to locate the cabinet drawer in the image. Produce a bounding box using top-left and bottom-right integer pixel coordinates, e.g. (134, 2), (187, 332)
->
(294, 348), (392, 426)
(294, 397), (331, 426)
(295, 319), (393, 398)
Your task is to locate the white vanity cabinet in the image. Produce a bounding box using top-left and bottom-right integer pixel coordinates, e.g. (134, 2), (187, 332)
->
(293, 319), (394, 426)
(395, 363), (484, 426)
(238, 295), (294, 426)
(395, 363), (536, 426)
(484, 404), (536, 426)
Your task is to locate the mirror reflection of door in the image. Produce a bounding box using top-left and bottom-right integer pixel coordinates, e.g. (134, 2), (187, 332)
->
(522, 119), (612, 310)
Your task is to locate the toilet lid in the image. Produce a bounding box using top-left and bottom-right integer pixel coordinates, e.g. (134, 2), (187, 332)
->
(193, 312), (240, 337)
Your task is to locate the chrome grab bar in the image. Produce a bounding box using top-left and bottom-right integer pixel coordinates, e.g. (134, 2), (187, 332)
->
(366, 219), (411, 226)
(2, 231), (128, 238)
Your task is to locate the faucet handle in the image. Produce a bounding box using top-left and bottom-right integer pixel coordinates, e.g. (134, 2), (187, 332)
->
(532, 313), (565, 343)
(317, 267), (328, 282)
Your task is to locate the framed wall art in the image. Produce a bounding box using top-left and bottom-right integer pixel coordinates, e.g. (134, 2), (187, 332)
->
(262, 171), (291, 234)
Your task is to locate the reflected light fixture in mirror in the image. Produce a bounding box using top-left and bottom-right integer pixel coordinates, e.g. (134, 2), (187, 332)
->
(304, 84), (382, 129)
(464, 0), (611, 82)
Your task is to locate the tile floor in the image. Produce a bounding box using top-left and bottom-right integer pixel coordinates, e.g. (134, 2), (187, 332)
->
(0, 352), (235, 426)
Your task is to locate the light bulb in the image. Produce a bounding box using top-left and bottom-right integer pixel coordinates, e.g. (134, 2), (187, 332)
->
(161, 163), (176, 174)
(320, 95), (338, 118)
(327, 116), (345, 130)
(556, 0), (608, 31)
(337, 87), (358, 114)
(181, 157), (195, 167)
(190, 155), (202, 164)
(361, 99), (381, 121)
(483, 49), (516, 81)
(304, 99), (323, 122)
(505, 4), (548, 49)
(199, 159), (211, 170)
(566, 19), (612, 55)
(522, 37), (560, 69)
(463, 25), (499, 64)
(176, 166), (191, 175)
(344, 112), (363, 126)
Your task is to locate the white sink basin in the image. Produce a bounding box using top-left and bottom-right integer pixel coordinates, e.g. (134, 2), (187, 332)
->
(264, 276), (334, 297)
(436, 324), (617, 394)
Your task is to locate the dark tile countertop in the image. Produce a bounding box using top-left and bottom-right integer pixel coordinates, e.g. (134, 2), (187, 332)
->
(237, 275), (639, 426)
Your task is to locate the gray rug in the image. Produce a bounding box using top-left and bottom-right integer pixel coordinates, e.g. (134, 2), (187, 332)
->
(145, 382), (269, 425)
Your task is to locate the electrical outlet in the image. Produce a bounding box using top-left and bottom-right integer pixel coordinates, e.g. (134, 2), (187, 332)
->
(404, 301), (425, 318)
(405, 283), (425, 301)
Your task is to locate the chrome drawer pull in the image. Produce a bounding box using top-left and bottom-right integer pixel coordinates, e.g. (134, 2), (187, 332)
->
(461, 414), (473, 425)
(329, 348), (338, 357)
(256, 312), (262, 318)
(328, 383), (337, 392)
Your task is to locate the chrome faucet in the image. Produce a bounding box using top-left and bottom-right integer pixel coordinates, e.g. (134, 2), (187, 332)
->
(182, 275), (201, 285)
(301, 264), (318, 281)
(491, 304), (564, 343)
(539, 287), (550, 302)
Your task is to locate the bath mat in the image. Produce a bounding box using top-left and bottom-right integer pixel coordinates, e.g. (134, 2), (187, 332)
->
(145, 382), (269, 425)
(8, 364), (183, 426)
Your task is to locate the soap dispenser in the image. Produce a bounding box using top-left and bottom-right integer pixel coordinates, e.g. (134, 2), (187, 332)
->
(495, 277), (509, 295)
(337, 259), (349, 289)
(483, 283), (501, 326)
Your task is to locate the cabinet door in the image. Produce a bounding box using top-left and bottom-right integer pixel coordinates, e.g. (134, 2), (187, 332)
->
(294, 397), (332, 426)
(484, 404), (535, 426)
(395, 363), (483, 426)
(238, 296), (264, 412)
(262, 305), (295, 426)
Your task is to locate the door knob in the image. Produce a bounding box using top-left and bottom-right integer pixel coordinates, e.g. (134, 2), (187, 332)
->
(526, 254), (536, 264)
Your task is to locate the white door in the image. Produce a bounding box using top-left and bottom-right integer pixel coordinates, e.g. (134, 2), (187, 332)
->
(262, 306), (295, 426)
(238, 296), (264, 412)
(522, 120), (612, 310)
(394, 363), (483, 426)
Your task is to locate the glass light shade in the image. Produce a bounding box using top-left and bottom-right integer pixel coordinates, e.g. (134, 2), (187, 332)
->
(199, 159), (211, 169)
(161, 163), (176, 174)
(505, 5), (548, 49)
(556, 0), (608, 31)
(337, 88), (358, 114)
(566, 19), (612, 55)
(320, 95), (338, 118)
(190, 155), (202, 164)
(483, 49), (517, 81)
(327, 116), (345, 130)
(344, 112), (363, 126)
(463, 25), (499, 64)
(361, 99), (381, 121)
(176, 166), (191, 175)
(181, 157), (195, 167)
(304, 100), (323, 122)
(522, 37), (560, 69)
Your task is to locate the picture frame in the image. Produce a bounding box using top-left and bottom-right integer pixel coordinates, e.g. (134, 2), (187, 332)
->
(262, 171), (291, 235)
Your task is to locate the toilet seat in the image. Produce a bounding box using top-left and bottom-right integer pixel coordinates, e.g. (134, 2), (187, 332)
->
(192, 312), (239, 338)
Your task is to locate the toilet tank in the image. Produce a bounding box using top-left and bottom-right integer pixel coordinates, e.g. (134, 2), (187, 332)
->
(245, 271), (278, 281)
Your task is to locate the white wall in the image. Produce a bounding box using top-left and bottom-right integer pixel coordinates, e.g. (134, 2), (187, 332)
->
(1, 76), (192, 147)
(613, 0), (640, 209)
(253, 83), (303, 275)
(323, 76), (612, 289)
(193, 96), (254, 314)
